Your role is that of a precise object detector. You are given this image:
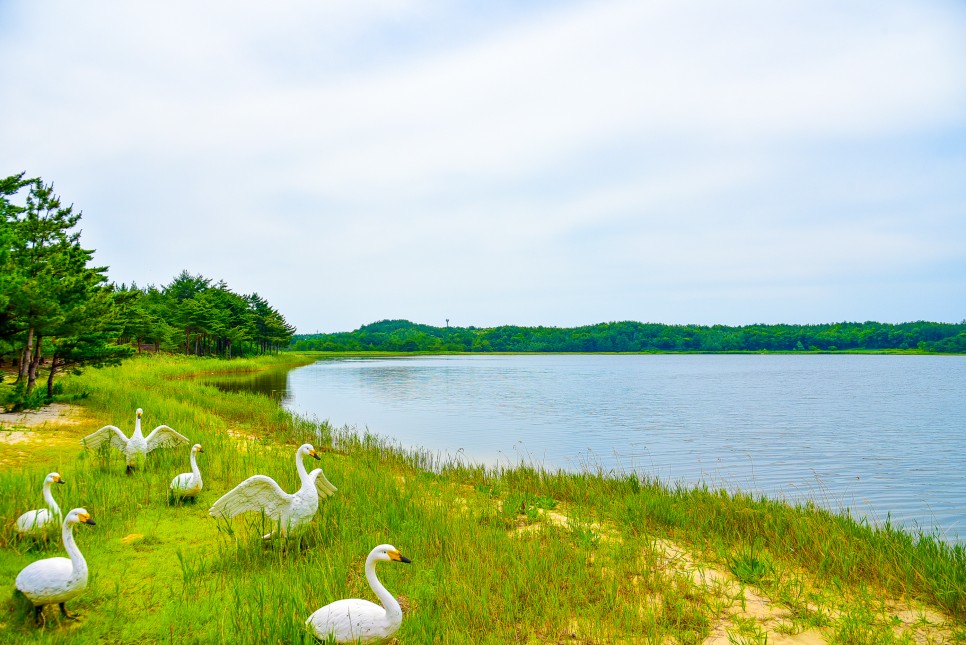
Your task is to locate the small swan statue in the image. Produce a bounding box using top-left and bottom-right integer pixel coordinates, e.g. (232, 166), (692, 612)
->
(15, 472), (65, 537)
(170, 443), (204, 501)
(15, 508), (96, 626)
(81, 407), (190, 474)
(306, 544), (413, 643)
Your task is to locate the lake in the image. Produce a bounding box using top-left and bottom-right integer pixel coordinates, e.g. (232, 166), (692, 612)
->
(218, 354), (966, 542)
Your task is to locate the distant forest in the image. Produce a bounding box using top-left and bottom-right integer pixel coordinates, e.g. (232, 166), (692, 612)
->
(291, 319), (966, 353)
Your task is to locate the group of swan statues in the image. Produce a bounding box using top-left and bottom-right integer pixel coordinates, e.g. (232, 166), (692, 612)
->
(11, 408), (411, 642)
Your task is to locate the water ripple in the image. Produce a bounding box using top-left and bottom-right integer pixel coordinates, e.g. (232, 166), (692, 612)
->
(284, 354), (966, 542)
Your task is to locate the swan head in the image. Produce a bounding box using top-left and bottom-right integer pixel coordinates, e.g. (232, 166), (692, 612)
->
(45, 472), (66, 485)
(371, 544), (412, 564)
(192, 444), (204, 454)
(136, 408), (143, 419)
(65, 508), (96, 527)
(298, 443), (321, 461)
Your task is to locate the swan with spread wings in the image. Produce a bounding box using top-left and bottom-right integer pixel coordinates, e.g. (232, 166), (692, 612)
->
(81, 408), (190, 473)
(208, 443), (337, 538)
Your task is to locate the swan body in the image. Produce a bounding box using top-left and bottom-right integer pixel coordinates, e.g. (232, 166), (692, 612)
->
(208, 443), (336, 538)
(15, 508), (96, 625)
(306, 544), (412, 643)
(81, 408), (189, 473)
(170, 444), (204, 499)
(15, 473), (65, 536)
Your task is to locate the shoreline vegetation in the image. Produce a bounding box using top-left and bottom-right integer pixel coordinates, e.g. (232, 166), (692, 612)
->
(291, 319), (966, 354)
(0, 354), (963, 643)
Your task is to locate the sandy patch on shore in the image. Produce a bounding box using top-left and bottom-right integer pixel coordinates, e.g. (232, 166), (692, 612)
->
(0, 402), (85, 431)
(0, 403), (93, 467)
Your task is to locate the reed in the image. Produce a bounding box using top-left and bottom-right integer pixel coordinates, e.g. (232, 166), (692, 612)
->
(0, 354), (963, 643)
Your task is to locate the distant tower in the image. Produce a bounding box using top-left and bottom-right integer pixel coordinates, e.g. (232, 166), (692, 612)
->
(446, 319), (450, 328)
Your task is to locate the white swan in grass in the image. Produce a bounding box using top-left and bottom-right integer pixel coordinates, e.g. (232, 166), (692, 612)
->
(170, 444), (204, 500)
(208, 443), (337, 538)
(81, 407), (189, 473)
(15, 472), (65, 537)
(15, 508), (96, 626)
(306, 544), (412, 643)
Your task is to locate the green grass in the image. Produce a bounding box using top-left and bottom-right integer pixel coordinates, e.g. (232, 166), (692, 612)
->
(0, 354), (964, 643)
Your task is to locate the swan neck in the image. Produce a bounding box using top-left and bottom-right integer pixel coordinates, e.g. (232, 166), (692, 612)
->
(366, 555), (402, 622)
(133, 416), (144, 439)
(296, 451), (309, 480)
(62, 522), (88, 583)
(42, 482), (61, 517)
(190, 451), (200, 478)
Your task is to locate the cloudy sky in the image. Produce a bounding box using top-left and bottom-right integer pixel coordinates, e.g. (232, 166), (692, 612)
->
(2, 1), (964, 333)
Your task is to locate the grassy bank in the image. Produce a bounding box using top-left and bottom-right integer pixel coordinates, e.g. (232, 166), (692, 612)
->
(1, 354), (964, 643)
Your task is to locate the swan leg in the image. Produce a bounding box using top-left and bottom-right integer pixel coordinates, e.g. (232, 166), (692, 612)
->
(33, 605), (44, 627)
(125, 464), (134, 475)
(59, 603), (76, 620)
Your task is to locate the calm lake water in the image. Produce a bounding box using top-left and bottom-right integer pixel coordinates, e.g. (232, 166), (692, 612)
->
(219, 354), (966, 542)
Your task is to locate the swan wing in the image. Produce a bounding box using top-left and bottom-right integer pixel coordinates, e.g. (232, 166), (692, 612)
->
(170, 473), (200, 494)
(16, 557), (74, 598)
(208, 475), (291, 519)
(306, 599), (387, 642)
(309, 468), (338, 498)
(16, 509), (52, 534)
(144, 425), (190, 452)
(81, 425), (128, 451)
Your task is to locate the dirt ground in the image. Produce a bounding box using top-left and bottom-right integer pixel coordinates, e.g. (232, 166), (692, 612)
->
(0, 403), (94, 468)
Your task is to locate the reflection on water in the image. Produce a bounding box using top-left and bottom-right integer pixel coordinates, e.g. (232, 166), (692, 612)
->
(201, 368), (292, 404)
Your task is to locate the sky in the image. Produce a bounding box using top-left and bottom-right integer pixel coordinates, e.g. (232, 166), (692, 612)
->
(1, 1), (965, 333)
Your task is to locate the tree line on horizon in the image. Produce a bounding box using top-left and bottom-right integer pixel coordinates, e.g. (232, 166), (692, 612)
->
(291, 318), (966, 353)
(1, 172), (295, 405)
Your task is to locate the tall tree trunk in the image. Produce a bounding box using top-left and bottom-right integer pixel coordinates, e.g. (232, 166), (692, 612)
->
(15, 347), (25, 383)
(27, 333), (42, 393)
(19, 326), (35, 380)
(46, 355), (59, 398)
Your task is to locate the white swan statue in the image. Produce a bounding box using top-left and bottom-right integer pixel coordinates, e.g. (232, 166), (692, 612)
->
(15, 472), (65, 537)
(306, 544), (412, 643)
(15, 508), (96, 626)
(81, 407), (190, 473)
(208, 443), (337, 538)
(170, 444), (204, 500)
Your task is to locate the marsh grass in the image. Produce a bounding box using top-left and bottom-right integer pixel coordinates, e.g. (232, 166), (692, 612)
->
(0, 353), (963, 643)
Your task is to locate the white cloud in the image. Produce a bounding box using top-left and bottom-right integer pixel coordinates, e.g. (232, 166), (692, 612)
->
(1, 0), (964, 330)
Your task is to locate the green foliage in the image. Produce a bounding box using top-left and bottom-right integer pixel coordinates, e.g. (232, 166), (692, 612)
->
(114, 274), (296, 359)
(0, 174), (130, 402)
(729, 539), (775, 585)
(1, 173), (297, 408)
(292, 319), (966, 353)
